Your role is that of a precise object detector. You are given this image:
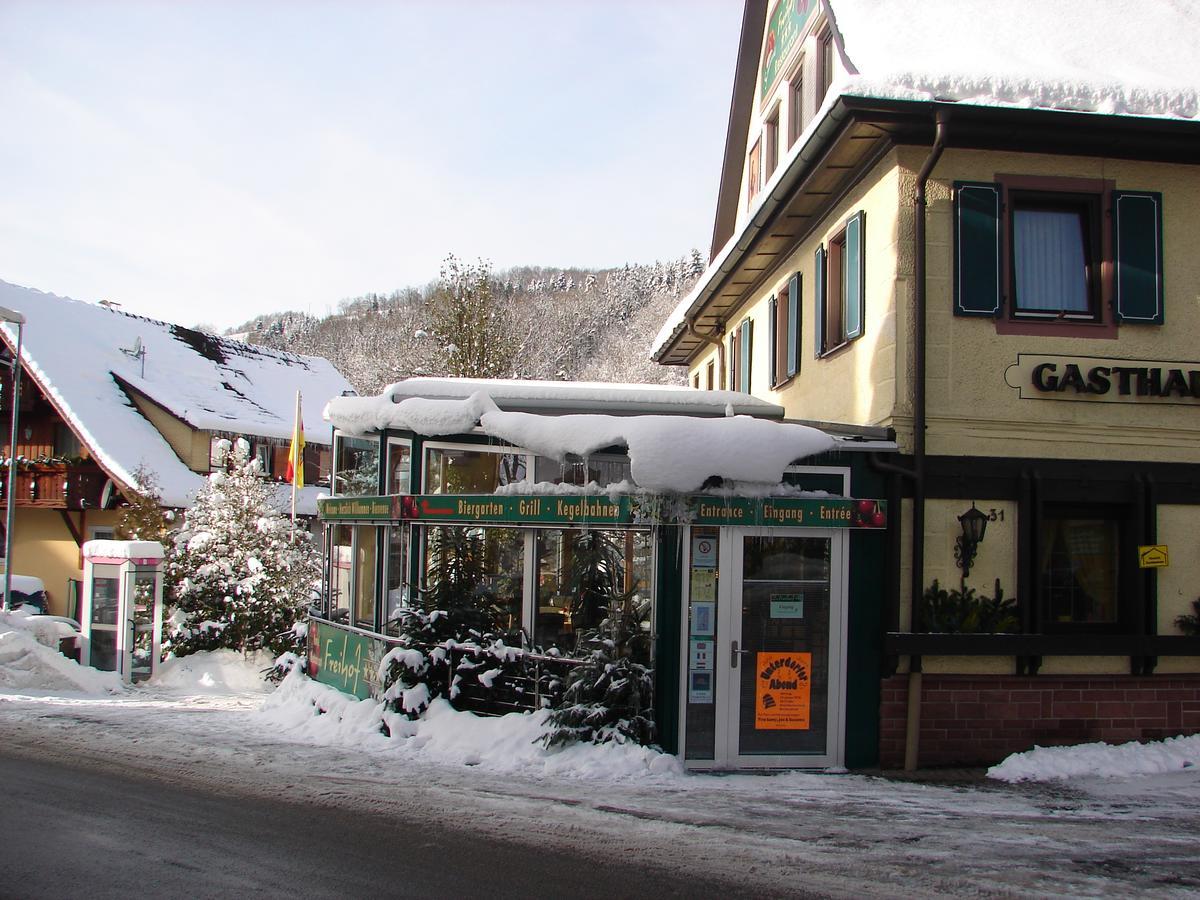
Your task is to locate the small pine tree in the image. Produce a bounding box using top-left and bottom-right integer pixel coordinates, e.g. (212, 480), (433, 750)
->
(165, 440), (319, 658)
(115, 464), (172, 544)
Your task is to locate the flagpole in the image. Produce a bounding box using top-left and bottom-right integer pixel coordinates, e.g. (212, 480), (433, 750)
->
(291, 389), (301, 542)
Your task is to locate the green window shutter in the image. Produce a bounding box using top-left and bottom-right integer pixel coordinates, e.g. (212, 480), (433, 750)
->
(844, 211), (865, 340)
(814, 246), (826, 356)
(739, 319), (753, 393)
(953, 182), (1002, 317)
(768, 297), (778, 388)
(786, 272), (800, 377)
(1113, 190), (1164, 324)
(729, 330), (738, 391)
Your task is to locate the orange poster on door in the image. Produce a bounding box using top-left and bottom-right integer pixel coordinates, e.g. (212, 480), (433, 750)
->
(755, 652), (811, 730)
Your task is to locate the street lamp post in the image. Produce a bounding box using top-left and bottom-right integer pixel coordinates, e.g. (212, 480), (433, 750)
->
(0, 306), (26, 612)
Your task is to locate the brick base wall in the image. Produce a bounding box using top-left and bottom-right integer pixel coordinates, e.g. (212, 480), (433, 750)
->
(879, 674), (1200, 769)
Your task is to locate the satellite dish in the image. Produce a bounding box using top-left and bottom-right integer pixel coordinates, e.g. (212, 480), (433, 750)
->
(132, 337), (142, 355)
(100, 478), (115, 509)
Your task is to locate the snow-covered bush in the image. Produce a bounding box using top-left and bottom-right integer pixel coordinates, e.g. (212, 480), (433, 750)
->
(542, 601), (656, 748)
(165, 440), (319, 658)
(378, 600), (528, 721)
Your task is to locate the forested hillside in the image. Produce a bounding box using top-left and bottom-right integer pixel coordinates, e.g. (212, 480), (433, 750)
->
(230, 254), (703, 395)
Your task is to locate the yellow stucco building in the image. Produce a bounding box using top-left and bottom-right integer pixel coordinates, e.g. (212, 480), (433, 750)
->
(654, 0), (1200, 767)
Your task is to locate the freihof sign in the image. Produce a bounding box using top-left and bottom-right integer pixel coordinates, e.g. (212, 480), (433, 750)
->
(1006, 355), (1200, 405)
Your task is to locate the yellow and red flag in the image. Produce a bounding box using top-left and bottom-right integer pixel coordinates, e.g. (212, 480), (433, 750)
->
(286, 391), (305, 488)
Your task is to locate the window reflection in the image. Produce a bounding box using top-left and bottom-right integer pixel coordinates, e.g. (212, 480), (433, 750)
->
(423, 526), (523, 640)
(334, 435), (380, 495)
(535, 528), (652, 661)
(425, 448), (526, 494)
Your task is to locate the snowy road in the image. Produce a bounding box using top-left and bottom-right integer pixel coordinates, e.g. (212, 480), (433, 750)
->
(1, 687), (1199, 898)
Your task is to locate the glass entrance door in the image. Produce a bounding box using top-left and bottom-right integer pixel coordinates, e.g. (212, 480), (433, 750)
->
(683, 527), (846, 769)
(727, 532), (843, 766)
(124, 570), (158, 683)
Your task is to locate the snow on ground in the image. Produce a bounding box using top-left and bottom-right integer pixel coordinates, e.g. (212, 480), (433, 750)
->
(989, 734), (1200, 783)
(153, 649), (275, 695)
(0, 610), (123, 694)
(3, 644), (1200, 895)
(261, 668), (678, 780)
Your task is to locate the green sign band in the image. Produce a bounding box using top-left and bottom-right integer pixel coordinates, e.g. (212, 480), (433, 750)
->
(319, 493), (887, 529)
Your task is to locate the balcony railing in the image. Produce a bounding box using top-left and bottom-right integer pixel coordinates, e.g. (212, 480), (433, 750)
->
(0, 463), (108, 510)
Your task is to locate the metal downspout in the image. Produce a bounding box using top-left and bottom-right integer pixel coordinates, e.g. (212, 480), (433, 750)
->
(904, 107), (949, 771)
(685, 317), (727, 390)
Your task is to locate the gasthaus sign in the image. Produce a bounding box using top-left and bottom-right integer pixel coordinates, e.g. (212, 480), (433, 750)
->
(1006, 354), (1200, 405)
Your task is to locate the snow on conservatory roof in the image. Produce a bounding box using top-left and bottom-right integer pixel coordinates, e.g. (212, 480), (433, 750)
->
(0, 280), (353, 509)
(325, 381), (834, 493)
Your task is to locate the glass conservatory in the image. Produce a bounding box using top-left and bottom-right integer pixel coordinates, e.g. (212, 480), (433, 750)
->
(311, 379), (893, 770)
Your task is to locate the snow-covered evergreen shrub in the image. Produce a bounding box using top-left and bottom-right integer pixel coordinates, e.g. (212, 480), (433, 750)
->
(165, 440), (319, 658)
(542, 609), (656, 748)
(378, 605), (527, 720)
(543, 530), (656, 748)
(115, 464), (173, 543)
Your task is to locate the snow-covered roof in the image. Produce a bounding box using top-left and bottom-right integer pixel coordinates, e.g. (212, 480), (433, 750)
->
(653, 0), (1200, 360)
(326, 384), (832, 493)
(0, 280), (353, 509)
(381, 377), (784, 417)
(82, 540), (165, 561)
(830, 0), (1199, 121)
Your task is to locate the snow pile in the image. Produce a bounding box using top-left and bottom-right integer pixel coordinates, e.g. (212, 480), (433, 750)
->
(989, 734), (1200, 783)
(482, 409), (834, 493)
(327, 390), (499, 437)
(260, 668), (681, 780)
(153, 649), (274, 694)
(832, 0), (1200, 120)
(325, 385), (833, 493)
(0, 611), (123, 694)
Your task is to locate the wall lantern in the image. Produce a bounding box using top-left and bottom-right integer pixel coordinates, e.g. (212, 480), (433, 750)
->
(954, 502), (989, 584)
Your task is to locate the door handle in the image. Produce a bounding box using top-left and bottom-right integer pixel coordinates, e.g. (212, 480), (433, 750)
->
(730, 640), (750, 668)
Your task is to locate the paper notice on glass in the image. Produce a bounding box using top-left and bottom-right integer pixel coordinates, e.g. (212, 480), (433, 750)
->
(691, 535), (717, 568)
(755, 651), (811, 730)
(688, 671), (713, 704)
(690, 569), (716, 603)
(689, 638), (714, 671)
(691, 601), (715, 636)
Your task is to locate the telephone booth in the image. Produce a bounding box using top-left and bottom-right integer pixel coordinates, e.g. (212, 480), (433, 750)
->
(80, 540), (165, 683)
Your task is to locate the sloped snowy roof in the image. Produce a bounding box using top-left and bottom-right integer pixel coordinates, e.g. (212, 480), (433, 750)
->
(830, 0), (1199, 120)
(0, 280), (353, 509)
(653, 0), (1200, 360)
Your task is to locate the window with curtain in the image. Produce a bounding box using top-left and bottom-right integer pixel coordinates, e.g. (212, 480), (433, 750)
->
(1011, 194), (1097, 318)
(1040, 512), (1119, 626)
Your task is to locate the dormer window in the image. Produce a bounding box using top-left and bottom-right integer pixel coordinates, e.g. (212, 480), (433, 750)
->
(747, 137), (762, 203)
(764, 106), (780, 180)
(818, 26), (834, 103)
(787, 60), (805, 147)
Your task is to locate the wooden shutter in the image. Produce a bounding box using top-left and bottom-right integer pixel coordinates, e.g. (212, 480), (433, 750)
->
(787, 272), (800, 377)
(814, 246), (826, 356)
(953, 182), (1002, 317)
(768, 296), (778, 388)
(844, 211), (865, 340)
(739, 320), (753, 393)
(729, 329), (739, 391)
(1113, 191), (1164, 324)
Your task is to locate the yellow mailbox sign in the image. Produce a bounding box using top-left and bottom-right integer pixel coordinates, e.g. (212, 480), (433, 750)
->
(1138, 545), (1169, 569)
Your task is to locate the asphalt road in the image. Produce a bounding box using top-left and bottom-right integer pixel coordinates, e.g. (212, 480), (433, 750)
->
(0, 750), (762, 900)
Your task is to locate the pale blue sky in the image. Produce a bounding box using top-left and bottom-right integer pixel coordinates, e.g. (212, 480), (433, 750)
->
(0, 1), (742, 329)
